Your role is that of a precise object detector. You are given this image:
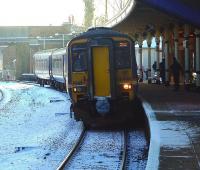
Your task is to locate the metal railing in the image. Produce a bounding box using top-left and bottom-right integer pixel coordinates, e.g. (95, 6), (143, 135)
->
(106, 0), (135, 27)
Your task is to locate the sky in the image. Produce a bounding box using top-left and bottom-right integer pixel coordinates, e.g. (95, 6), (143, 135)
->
(0, 0), (84, 26)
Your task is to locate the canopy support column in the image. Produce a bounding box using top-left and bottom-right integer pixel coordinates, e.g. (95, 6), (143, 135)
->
(155, 32), (160, 84)
(147, 33), (152, 84)
(195, 29), (200, 88)
(174, 25), (179, 62)
(138, 35), (143, 82)
(164, 30), (170, 85)
(184, 25), (190, 87)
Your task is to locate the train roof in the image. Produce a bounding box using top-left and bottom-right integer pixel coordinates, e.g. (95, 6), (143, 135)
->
(33, 48), (57, 56)
(71, 27), (132, 41)
(52, 48), (67, 55)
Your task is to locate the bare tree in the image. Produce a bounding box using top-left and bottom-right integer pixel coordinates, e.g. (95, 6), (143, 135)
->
(83, 0), (95, 28)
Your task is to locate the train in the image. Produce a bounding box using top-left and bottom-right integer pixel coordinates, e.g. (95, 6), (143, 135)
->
(68, 27), (138, 127)
(33, 48), (67, 90)
(33, 27), (138, 127)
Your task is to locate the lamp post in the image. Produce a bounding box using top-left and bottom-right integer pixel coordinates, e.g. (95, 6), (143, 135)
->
(61, 34), (64, 48)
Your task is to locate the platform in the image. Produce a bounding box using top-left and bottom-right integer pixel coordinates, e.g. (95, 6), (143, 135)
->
(138, 83), (200, 170)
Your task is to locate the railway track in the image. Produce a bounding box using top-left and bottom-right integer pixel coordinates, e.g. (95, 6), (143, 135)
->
(127, 130), (148, 170)
(121, 129), (148, 170)
(120, 130), (128, 170)
(16, 80), (67, 92)
(0, 89), (3, 102)
(16, 80), (45, 87)
(57, 129), (148, 170)
(14, 81), (148, 169)
(57, 126), (86, 170)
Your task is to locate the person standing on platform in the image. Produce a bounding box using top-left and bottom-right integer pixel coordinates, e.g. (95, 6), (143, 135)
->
(152, 61), (157, 73)
(159, 58), (165, 84)
(170, 57), (182, 91)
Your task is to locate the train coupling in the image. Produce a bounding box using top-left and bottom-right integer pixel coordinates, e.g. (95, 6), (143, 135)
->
(95, 97), (110, 116)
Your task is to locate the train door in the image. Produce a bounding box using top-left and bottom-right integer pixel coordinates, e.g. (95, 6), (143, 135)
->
(92, 47), (111, 97)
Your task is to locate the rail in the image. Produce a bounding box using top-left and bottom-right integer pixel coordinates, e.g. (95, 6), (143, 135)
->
(0, 89), (3, 102)
(105, 0), (135, 28)
(119, 130), (128, 170)
(56, 125), (86, 170)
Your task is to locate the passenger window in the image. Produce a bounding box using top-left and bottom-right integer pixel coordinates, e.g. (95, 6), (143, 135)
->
(115, 41), (131, 69)
(72, 51), (87, 72)
(72, 44), (87, 72)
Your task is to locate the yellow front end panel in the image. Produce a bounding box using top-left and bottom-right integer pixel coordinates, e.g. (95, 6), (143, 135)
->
(116, 69), (132, 81)
(71, 72), (88, 102)
(72, 72), (88, 85)
(92, 47), (110, 97)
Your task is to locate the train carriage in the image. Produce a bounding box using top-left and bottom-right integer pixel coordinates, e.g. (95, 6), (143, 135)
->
(51, 48), (68, 90)
(33, 49), (55, 86)
(68, 27), (138, 127)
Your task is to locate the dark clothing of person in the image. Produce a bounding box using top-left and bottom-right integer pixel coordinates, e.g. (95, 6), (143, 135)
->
(159, 59), (165, 83)
(170, 58), (182, 90)
(144, 69), (148, 80)
(152, 62), (157, 72)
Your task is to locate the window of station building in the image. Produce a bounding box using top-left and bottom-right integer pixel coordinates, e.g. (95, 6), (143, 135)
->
(72, 44), (87, 72)
(114, 41), (131, 69)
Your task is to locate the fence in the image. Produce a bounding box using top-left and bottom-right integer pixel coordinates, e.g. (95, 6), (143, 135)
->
(0, 69), (16, 81)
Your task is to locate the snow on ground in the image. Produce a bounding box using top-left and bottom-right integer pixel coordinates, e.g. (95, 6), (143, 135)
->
(159, 121), (190, 147)
(0, 81), (82, 170)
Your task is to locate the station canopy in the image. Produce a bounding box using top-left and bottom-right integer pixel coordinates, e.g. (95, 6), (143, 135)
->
(113, 0), (200, 34)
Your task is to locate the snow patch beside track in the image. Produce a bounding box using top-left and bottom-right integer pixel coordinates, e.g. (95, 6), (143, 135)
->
(0, 82), (82, 170)
(0, 85), (11, 109)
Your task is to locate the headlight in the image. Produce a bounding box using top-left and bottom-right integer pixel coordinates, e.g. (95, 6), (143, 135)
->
(123, 83), (132, 90)
(73, 86), (86, 93)
(73, 87), (77, 92)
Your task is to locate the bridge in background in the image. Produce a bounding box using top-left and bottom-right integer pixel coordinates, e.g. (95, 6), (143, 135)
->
(0, 24), (82, 48)
(0, 23), (83, 79)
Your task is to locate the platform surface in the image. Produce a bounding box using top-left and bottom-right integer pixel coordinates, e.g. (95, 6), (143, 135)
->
(138, 83), (200, 170)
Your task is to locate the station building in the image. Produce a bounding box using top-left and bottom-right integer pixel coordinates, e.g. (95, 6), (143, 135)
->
(0, 23), (83, 80)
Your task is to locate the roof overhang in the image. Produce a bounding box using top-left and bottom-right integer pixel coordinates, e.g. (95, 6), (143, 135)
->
(109, 0), (200, 35)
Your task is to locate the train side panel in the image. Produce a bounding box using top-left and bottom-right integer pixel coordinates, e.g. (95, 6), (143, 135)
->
(51, 48), (67, 90)
(33, 49), (55, 86)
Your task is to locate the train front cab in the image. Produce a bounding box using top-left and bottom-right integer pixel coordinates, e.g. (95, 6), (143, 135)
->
(68, 34), (138, 126)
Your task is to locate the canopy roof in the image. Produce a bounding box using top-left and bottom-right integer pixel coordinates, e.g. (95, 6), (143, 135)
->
(112, 0), (200, 35)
